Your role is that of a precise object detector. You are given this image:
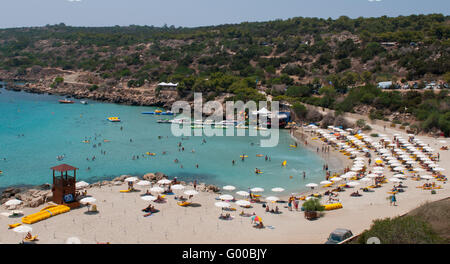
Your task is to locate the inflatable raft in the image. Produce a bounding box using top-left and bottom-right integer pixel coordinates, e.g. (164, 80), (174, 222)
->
(21, 205), (70, 224)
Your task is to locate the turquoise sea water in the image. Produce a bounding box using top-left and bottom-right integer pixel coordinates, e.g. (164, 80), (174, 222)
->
(0, 85), (329, 193)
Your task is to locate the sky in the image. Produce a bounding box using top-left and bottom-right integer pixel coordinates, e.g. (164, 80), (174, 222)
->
(0, 0), (449, 28)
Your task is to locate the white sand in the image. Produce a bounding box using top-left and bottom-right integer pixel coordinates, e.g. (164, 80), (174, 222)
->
(1, 124), (448, 244)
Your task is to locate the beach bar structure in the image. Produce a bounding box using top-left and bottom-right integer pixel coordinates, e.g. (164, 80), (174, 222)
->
(51, 164), (79, 208)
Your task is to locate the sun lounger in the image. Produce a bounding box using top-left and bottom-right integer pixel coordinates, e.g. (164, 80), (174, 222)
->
(177, 201), (192, 207)
(8, 223), (21, 229)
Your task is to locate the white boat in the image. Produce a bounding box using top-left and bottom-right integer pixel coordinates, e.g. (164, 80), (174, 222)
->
(219, 120), (237, 126)
(170, 118), (191, 125)
(193, 120), (204, 125)
(80, 100), (88, 105)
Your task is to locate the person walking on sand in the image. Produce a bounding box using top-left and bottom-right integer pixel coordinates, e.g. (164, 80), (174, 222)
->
(391, 193), (397, 206)
(288, 199), (292, 211)
(193, 180), (197, 190)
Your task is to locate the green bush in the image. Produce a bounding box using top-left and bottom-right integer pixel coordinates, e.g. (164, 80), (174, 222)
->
(363, 125), (372, 131)
(302, 198), (325, 212)
(370, 133), (379, 137)
(356, 216), (445, 244)
(292, 102), (308, 119)
(88, 84), (99, 91)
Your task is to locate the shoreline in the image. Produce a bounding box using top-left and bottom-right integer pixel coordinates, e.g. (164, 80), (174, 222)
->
(1, 123), (448, 243)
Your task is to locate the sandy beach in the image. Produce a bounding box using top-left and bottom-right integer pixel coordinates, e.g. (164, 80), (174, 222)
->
(1, 123), (449, 244)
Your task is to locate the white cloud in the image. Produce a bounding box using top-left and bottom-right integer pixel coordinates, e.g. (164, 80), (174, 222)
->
(67, 0), (82, 2)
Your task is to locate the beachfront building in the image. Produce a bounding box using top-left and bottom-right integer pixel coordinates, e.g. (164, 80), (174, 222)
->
(157, 82), (178, 90)
(377, 81), (393, 89)
(250, 107), (291, 128)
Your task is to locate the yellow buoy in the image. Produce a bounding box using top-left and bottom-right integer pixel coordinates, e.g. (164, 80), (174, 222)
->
(282, 160), (287, 166)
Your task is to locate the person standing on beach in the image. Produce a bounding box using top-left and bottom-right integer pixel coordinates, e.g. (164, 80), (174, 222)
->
(293, 199), (299, 211)
(288, 199), (292, 211)
(193, 180), (197, 190)
(390, 193), (397, 206)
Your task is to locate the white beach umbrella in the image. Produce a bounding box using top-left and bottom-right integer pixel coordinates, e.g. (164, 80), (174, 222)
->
(157, 179), (171, 185)
(331, 177), (343, 182)
(150, 186), (165, 193)
(124, 177), (139, 182)
(432, 167), (445, 171)
(367, 174), (378, 178)
(236, 191), (250, 197)
(393, 174), (406, 178)
(305, 183), (318, 188)
(250, 187), (264, 193)
(75, 181), (89, 189)
(79, 197), (96, 204)
(219, 194), (234, 201)
(141, 195), (157, 201)
(305, 196), (318, 201)
(347, 181), (360, 187)
(4, 199), (22, 206)
(214, 201), (230, 208)
(66, 237), (82, 244)
(184, 190), (199, 196)
(360, 178), (371, 182)
(235, 200), (251, 207)
(271, 187), (285, 192)
(265, 196), (280, 202)
(413, 168), (426, 172)
(420, 175), (434, 180)
(222, 185), (236, 191)
(13, 225), (32, 233)
(354, 157), (365, 161)
(342, 174), (354, 179)
(393, 166), (405, 171)
(389, 178), (402, 183)
(171, 184), (185, 190)
(320, 180), (332, 185)
(136, 180), (151, 186)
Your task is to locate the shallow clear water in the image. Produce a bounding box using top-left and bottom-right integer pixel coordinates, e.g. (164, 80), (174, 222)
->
(0, 85), (329, 193)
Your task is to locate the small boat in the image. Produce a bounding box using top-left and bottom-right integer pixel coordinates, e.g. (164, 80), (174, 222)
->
(170, 118), (190, 124)
(59, 99), (74, 104)
(107, 117), (121, 122)
(142, 110), (174, 115)
(80, 100), (88, 105)
(157, 119), (171, 123)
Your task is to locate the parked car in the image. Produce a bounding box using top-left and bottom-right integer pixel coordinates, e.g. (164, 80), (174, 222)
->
(325, 228), (353, 244)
